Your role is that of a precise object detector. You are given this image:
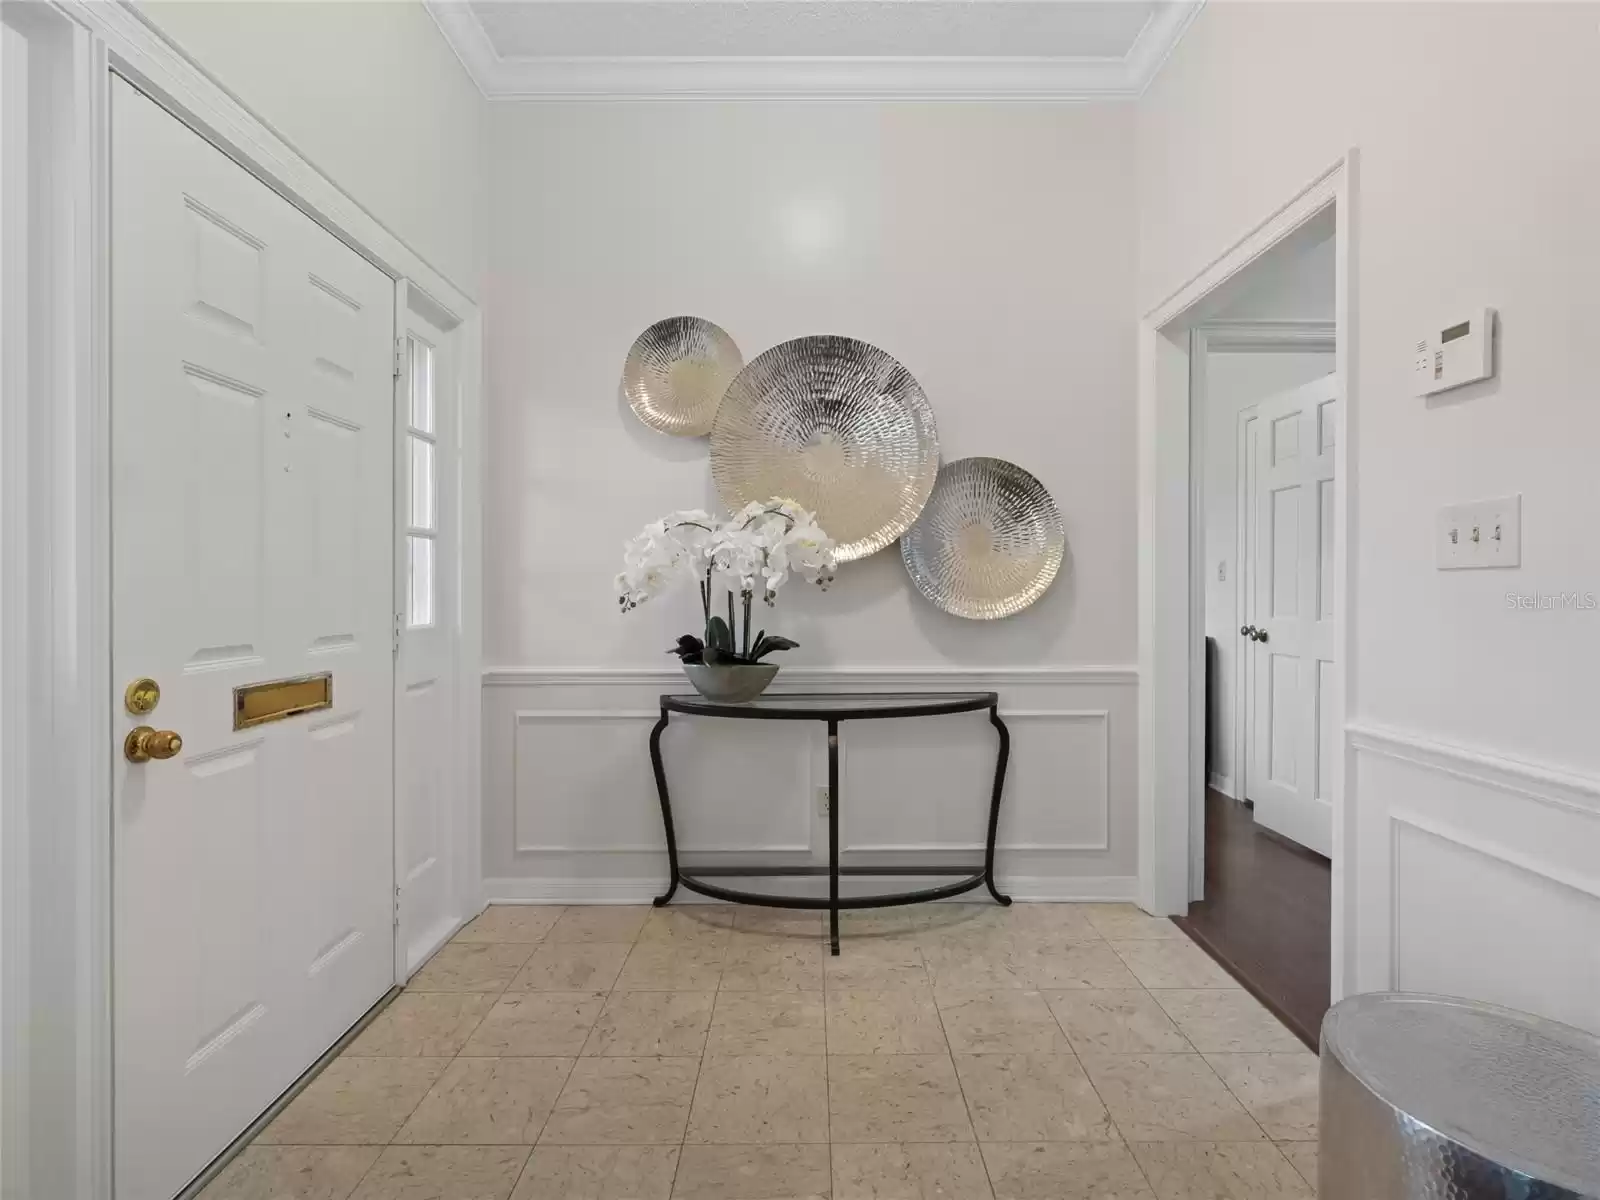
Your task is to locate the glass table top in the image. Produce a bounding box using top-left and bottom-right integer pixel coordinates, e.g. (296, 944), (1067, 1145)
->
(661, 691), (998, 719)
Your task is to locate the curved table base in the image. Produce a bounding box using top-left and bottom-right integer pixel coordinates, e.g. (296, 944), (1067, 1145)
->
(650, 696), (1013, 954)
(662, 867), (994, 909)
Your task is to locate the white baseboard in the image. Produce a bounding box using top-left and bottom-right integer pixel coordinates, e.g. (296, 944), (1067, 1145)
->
(1207, 772), (1235, 799)
(483, 875), (1139, 905)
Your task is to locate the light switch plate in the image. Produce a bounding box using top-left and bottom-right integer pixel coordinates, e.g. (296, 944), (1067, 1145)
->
(1437, 494), (1521, 569)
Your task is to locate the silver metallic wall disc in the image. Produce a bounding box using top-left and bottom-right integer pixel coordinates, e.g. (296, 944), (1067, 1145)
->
(711, 336), (939, 562)
(900, 457), (1065, 619)
(621, 316), (743, 436)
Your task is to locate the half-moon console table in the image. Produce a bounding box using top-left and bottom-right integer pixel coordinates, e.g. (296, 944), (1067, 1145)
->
(649, 691), (1012, 954)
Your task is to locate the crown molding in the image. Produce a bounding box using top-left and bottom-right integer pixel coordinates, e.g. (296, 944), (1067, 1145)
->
(424, 1), (1203, 102)
(1123, 0), (1205, 88)
(425, 0), (502, 94)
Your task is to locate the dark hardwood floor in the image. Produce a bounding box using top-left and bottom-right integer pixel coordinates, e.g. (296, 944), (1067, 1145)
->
(1173, 788), (1331, 1050)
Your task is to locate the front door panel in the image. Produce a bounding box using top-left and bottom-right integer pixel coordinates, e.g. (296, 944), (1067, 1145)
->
(111, 77), (395, 1200)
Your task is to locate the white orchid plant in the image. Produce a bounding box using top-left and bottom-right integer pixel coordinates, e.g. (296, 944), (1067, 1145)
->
(617, 499), (837, 666)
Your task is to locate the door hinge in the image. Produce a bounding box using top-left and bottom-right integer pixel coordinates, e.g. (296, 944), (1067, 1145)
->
(393, 612), (403, 654)
(393, 887), (401, 929)
(394, 338), (406, 380)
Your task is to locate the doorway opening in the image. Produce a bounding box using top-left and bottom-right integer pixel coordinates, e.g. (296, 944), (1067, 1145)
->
(1136, 158), (1354, 1050)
(1178, 221), (1337, 1045)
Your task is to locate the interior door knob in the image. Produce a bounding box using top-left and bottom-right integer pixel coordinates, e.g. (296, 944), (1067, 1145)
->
(1240, 624), (1257, 638)
(125, 726), (184, 763)
(1254, 628), (1269, 644)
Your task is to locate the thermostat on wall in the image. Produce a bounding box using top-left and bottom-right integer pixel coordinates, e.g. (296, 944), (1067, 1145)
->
(1414, 308), (1496, 397)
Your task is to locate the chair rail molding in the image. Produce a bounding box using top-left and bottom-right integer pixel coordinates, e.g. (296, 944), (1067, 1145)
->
(483, 665), (1139, 688)
(1347, 721), (1600, 819)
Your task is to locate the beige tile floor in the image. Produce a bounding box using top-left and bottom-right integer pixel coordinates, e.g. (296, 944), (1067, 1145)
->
(203, 903), (1320, 1200)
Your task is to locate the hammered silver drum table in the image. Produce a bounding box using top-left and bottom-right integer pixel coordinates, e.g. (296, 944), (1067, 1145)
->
(1320, 993), (1600, 1200)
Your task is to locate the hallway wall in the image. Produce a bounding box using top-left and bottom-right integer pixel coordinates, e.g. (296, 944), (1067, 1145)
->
(1139, 0), (1600, 1030)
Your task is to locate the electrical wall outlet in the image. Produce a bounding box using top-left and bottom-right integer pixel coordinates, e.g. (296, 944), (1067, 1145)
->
(1437, 494), (1521, 569)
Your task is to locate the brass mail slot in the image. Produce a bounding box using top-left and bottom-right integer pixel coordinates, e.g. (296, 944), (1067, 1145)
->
(233, 673), (333, 730)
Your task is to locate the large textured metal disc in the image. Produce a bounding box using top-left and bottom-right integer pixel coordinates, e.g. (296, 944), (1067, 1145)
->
(711, 336), (939, 561)
(900, 457), (1064, 619)
(621, 316), (743, 436)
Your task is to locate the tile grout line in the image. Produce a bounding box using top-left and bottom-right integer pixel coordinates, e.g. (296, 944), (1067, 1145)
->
(660, 912), (711, 1200)
(346, 929), (530, 1199)
(823, 938), (833, 1195)
(1041, 952), (1156, 1199)
(428, 911), (554, 1196)
(926, 950), (998, 1198)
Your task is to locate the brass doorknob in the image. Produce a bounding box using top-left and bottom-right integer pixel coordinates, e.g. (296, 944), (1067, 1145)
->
(125, 726), (184, 763)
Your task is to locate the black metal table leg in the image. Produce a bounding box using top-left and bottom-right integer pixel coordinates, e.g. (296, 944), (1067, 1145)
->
(827, 718), (840, 954)
(649, 709), (680, 906)
(984, 706), (1014, 906)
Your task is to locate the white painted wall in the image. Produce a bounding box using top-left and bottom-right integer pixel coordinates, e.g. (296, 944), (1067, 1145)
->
(1202, 351), (1333, 796)
(486, 102), (1136, 670)
(137, 0), (486, 292)
(1140, 1), (1600, 1027)
(1211, 235), (1335, 323)
(482, 102), (1140, 900)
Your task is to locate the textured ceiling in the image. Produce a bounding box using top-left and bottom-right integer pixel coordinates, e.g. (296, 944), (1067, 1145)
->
(466, 0), (1163, 60)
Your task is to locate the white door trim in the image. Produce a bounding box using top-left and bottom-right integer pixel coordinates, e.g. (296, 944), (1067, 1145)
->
(1196, 319), (1336, 355)
(9, 4), (484, 1196)
(1135, 153), (1357, 1004)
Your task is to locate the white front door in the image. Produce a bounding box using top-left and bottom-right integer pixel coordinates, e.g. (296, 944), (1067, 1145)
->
(111, 78), (396, 1200)
(1245, 373), (1338, 856)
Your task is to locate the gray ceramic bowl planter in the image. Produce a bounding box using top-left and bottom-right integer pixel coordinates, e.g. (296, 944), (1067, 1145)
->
(680, 662), (780, 703)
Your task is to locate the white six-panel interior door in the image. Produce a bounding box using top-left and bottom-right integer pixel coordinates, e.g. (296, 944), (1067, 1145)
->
(110, 77), (397, 1200)
(1243, 373), (1339, 856)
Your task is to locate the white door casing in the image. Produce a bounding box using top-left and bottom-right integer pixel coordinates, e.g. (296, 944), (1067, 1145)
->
(1245, 373), (1338, 856)
(111, 77), (395, 1200)
(395, 284), (464, 976)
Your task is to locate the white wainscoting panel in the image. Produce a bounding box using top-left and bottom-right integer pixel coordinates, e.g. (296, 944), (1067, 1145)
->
(513, 709), (815, 855)
(1349, 722), (1600, 1035)
(484, 668), (1138, 903)
(841, 710), (1109, 854)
